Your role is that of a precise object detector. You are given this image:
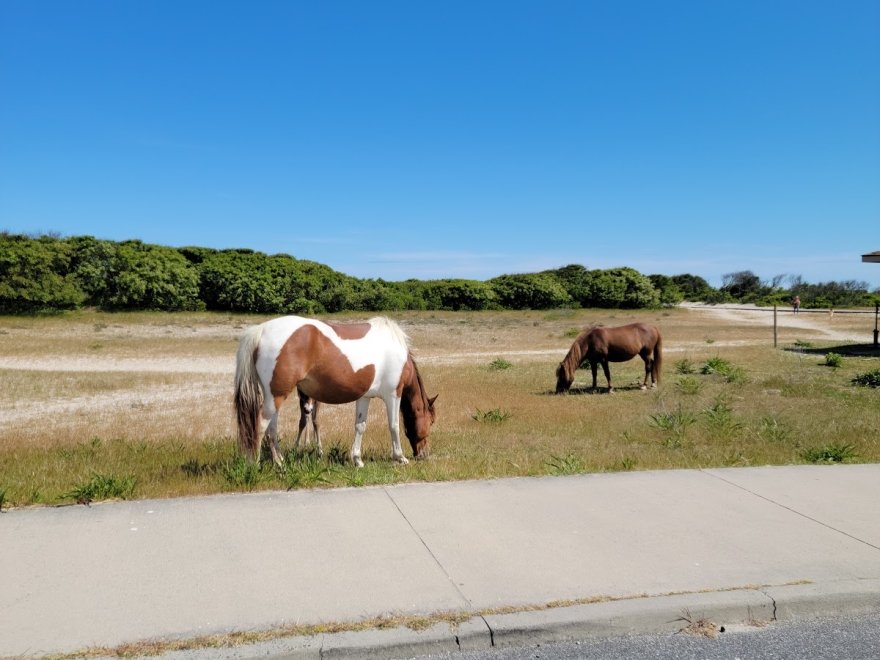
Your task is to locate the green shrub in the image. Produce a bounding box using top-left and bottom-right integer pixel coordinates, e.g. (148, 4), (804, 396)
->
(824, 352), (843, 368)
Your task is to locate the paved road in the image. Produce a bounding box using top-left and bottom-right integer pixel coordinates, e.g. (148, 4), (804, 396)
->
(2, 465), (879, 658)
(413, 611), (880, 660)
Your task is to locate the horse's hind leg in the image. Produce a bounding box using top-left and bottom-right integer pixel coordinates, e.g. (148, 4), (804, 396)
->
(311, 400), (323, 457)
(640, 355), (652, 390)
(294, 392), (311, 451)
(264, 411), (284, 466)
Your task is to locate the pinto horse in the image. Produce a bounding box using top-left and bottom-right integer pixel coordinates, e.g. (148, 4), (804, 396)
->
(234, 316), (437, 467)
(555, 322), (662, 394)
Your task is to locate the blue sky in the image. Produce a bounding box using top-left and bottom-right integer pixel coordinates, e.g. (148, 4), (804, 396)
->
(2, 1), (879, 289)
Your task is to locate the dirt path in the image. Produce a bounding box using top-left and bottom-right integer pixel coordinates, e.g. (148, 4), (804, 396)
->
(680, 302), (869, 343)
(2, 306), (873, 427)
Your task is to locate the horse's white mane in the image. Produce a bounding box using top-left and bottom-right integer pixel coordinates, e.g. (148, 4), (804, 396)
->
(368, 316), (410, 349)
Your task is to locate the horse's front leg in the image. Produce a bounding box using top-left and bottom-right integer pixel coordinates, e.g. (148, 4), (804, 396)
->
(384, 396), (408, 465)
(590, 362), (598, 391)
(602, 360), (613, 393)
(350, 398), (371, 468)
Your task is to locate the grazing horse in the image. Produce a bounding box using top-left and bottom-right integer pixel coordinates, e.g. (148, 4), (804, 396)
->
(294, 387), (322, 455)
(234, 316), (437, 467)
(555, 322), (662, 394)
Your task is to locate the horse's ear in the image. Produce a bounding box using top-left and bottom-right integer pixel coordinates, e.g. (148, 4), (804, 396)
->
(428, 394), (438, 407)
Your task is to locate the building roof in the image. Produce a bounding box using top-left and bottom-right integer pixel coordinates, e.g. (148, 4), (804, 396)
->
(863, 251), (880, 263)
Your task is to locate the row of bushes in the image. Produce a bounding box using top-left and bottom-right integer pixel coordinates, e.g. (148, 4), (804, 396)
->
(1, 233), (877, 313)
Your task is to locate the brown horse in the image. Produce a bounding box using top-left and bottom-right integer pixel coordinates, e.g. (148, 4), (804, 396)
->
(555, 322), (662, 394)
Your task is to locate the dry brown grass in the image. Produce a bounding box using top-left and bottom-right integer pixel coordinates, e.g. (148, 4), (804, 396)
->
(1, 307), (878, 507)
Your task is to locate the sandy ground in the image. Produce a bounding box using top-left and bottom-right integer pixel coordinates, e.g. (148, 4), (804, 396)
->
(1, 305), (873, 428)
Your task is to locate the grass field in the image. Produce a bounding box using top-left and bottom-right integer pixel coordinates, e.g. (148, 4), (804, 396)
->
(1, 306), (878, 509)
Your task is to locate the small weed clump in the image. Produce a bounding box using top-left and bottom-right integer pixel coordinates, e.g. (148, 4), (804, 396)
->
(674, 358), (696, 375)
(65, 474), (136, 505)
(852, 369), (880, 388)
(546, 453), (584, 475)
(701, 357), (732, 375)
(676, 376), (702, 395)
(702, 397), (743, 435)
(650, 406), (697, 447)
(701, 357), (746, 384)
(473, 408), (512, 423)
(280, 452), (334, 489)
(488, 358), (513, 371)
(802, 444), (858, 464)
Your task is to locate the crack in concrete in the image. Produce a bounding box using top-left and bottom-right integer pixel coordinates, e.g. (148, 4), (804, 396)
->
(381, 487), (475, 612)
(701, 470), (880, 552)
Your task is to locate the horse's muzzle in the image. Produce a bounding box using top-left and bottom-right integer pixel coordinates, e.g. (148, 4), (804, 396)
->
(412, 439), (430, 459)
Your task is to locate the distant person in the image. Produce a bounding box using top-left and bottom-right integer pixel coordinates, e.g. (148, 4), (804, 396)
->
(792, 295), (801, 314)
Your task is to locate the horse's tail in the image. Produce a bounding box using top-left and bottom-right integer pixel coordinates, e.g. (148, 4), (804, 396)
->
(234, 324), (265, 461)
(652, 329), (663, 384)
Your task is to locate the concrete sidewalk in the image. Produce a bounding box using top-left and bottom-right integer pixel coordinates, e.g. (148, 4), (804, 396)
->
(2, 465), (879, 658)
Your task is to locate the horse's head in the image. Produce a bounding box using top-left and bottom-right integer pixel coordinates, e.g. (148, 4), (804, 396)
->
(404, 394), (437, 459)
(555, 362), (573, 394)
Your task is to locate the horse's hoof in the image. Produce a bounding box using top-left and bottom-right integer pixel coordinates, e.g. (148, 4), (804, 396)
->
(353, 457), (364, 468)
(394, 456), (410, 465)
(639, 385), (647, 391)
